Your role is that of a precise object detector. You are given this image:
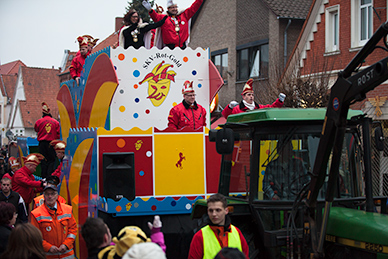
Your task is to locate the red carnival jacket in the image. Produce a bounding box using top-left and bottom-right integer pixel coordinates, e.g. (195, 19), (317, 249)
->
(222, 99), (284, 118)
(34, 115), (60, 142)
(168, 100), (206, 130)
(69, 53), (87, 79)
(12, 166), (43, 205)
(149, 0), (203, 48)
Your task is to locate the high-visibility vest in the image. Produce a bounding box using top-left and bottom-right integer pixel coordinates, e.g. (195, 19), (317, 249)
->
(202, 225), (242, 259)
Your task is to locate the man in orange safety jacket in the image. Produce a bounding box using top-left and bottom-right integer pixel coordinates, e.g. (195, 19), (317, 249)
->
(31, 185), (77, 259)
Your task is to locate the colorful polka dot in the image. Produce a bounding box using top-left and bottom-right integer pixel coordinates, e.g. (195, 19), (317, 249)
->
(132, 57), (137, 62)
(134, 203), (139, 208)
(192, 70), (197, 76)
(183, 57), (188, 62)
(151, 205), (157, 211)
(118, 53), (125, 60)
(116, 205), (122, 212)
(261, 170), (265, 175)
(198, 83), (202, 89)
(114, 66), (117, 70)
(145, 109), (150, 114)
(146, 151), (152, 157)
(119, 106), (125, 112)
(134, 84), (138, 89)
(133, 113), (139, 118)
(133, 70), (140, 77)
(135, 98), (140, 103)
(120, 89), (124, 94)
(196, 52), (201, 57)
(139, 171), (145, 176)
(185, 203), (191, 210)
(172, 102), (177, 106)
(171, 201), (177, 206)
(117, 138), (126, 148)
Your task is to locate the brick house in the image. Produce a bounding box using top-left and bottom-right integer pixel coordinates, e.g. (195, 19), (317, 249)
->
(188, 0), (312, 108)
(283, 0), (388, 195)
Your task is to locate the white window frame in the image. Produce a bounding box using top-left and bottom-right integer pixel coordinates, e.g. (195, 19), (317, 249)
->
(325, 5), (340, 53)
(351, 0), (373, 48)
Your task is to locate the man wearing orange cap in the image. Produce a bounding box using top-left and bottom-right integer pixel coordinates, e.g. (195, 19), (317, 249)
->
(168, 80), (207, 130)
(50, 140), (66, 178)
(222, 78), (286, 118)
(34, 102), (60, 179)
(69, 36), (89, 85)
(12, 153), (46, 212)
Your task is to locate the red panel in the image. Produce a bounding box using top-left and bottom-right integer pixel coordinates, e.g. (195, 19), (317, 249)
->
(98, 136), (153, 197)
(208, 59), (224, 102)
(79, 53), (118, 127)
(57, 84), (77, 128)
(205, 136), (221, 193)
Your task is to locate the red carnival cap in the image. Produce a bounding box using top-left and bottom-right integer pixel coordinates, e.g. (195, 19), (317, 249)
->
(77, 36), (89, 48)
(42, 102), (50, 114)
(182, 80), (194, 94)
(25, 153), (45, 166)
(82, 35), (99, 47)
(50, 140), (66, 151)
(241, 78), (254, 95)
(9, 157), (20, 168)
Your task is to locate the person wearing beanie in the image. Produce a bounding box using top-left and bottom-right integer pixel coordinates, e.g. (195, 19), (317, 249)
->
(69, 36), (89, 85)
(11, 153), (47, 212)
(222, 78), (286, 118)
(31, 185), (77, 259)
(188, 193), (249, 259)
(122, 242), (166, 259)
(34, 102), (60, 179)
(119, 9), (167, 49)
(168, 80), (207, 130)
(142, 0), (203, 49)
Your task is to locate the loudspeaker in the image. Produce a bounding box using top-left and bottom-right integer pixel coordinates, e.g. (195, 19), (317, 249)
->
(103, 152), (135, 201)
(216, 128), (234, 154)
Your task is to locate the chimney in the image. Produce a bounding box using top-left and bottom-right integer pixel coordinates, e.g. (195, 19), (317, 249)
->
(115, 17), (124, 32)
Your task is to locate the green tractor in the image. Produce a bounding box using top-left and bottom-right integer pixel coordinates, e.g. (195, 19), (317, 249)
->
(191, 21), (388, 258)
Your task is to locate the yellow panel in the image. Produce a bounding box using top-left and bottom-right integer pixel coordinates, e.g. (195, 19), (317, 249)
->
(89, 81), (118, 128)
(97, 127), (152, 136)
(68, 138), (94, 226)
(154, 133), (205, 195)
(57, 101), (71, 142)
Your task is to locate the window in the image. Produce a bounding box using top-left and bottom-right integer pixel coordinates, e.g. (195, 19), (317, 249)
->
(325, 5), (340, 53)
(351, 0), (373, 48)
(211, 49), (228, 82)
(360, 0), (373, 42)
(237, 42), (269, 81)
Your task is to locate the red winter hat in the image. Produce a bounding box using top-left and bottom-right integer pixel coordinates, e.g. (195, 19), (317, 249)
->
(77, 36), (89, 48)
(182, 80), (194, 94)
(50, 140), (66, 151)
(2, 173), (12, 180)
(241, 78), (254, 95)
(25, 153), (45, 166)
(42, 102), (50, 114)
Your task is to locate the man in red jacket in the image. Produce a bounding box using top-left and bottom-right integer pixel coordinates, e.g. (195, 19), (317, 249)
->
(69, 36), (89, 85)
(12, 153), (46, 213)
(168, 80), (206, 130)
(188, 193), (249, 259)
(142, 0), (203, 49)
(34, 102), (60, 179)
(50, 140), (66, 178)
(222, 78), (286, 118)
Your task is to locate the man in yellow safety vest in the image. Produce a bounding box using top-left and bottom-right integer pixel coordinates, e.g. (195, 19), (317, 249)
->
(188, 193), (249, 259)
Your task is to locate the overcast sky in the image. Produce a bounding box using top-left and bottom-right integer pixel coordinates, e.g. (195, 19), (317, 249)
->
(0, 0), (193, 69)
